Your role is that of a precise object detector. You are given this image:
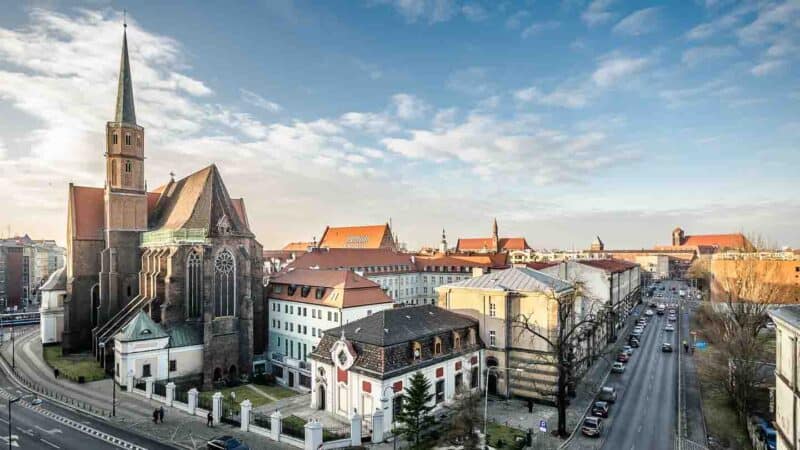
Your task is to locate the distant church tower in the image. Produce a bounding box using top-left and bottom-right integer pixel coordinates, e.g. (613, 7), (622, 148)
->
(672, 227), (685, 246)
(492, 218), (499, 253)
(98, 21), (147, 329)
(439, 229), (448, 254)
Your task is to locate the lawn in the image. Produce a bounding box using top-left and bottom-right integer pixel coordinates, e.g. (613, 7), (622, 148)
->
(42, 345), (106, 383)
(486, 422), (526, 450)
(199, 383), (297, 409)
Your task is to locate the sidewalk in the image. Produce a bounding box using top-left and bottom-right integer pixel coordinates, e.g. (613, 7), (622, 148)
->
(681, 301), (708, 445)
(1, 328), (295, 449)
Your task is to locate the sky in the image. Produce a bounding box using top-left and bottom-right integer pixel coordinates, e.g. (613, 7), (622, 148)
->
(0, 0), (798, 250)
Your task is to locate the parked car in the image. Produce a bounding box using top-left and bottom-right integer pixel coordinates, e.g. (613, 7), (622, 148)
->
(665, 324), (675, 332)
(581, 417), (603, 437)
(207, 436), (250, 450)
(629, 339), (640, 348)
(622, 345), (633, 355)
(611, 362), (626, 373)
(662, 343), (673, 352)
(616, 352), (630, 363)
(591, 401), (610, 418)
(645, 310), (654, 317)
(598, 386), (617, 403)
(668, 315), (677, 322)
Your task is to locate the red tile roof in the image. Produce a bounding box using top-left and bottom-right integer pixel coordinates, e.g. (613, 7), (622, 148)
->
(455, 237), (530, 252)
(577, 259), (639, 273)
(288, 248), (415, 273)
(269, 268), (393, 308)
(681, 234), (749, 250)
(319, 224), (393, 249)
(70, 186), (163, 240)
(526, 261), (559, 270)
(282, 242), (313, 251)
(414, 253), (508, 270)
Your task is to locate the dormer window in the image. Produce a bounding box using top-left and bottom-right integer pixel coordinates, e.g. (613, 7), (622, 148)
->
(287, 285), (297, 296)
(315, 288), (326, 299)
(412, 341), (422, 361)
(468, 328), (476, 345)
(301, 286), (311, 297)
(453, 332), (461, 350)
(434, 337), (442, 355)
(141, 329), (151, 335)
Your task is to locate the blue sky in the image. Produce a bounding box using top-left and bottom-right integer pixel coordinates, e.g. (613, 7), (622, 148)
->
(0, 0), (797, 249)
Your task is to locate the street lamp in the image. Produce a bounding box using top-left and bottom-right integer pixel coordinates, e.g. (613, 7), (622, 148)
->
(380, 385), (398, 450)
(7, 397), (19, 450)
(98, 341), (115, 417)
(10, 323), (14, 370)
(483, 366), (524, 449)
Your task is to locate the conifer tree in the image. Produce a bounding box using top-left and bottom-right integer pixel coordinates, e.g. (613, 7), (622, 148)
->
(395, 371), (434, 448)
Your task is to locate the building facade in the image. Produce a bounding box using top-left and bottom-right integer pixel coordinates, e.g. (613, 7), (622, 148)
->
(0, 236), (64, 310)
(455, 219), (531, 257)
(309, 305), (483, 434)
(40, 267), (67, 345)
(267, 269), (394, 390)
(769, 306), (800, 450)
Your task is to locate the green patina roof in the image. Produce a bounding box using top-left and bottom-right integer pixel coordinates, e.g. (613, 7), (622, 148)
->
(165, 323), (203, 348)
(116, 310), (168, 342)
(114, 28), (136, 125)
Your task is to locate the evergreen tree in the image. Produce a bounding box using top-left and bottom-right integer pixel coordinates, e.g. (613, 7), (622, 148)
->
(395, 371), (434, 448)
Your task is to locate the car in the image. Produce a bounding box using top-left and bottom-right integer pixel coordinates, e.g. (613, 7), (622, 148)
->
(662, 343), (673, 352)
(622, 345), (633, 355)
(611, 362), (625, 373)
(668, 315), (677, 322)
(629, 338), (640, 348)
(581, 417), (603, 437)
(665, 324), (675, 332)
(591, 401), (610, 418)
(207, 436), (250, 450)
(616, 352), (629, 363)
(598, 386), (617, 403)
(645, 309), (654, 317)
(633, 326), (644, 334)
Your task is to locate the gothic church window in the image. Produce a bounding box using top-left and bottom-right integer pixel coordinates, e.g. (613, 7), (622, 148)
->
(186, 250), (203, 318)
(124, 160), (132, 173)
(125, 134), (131, 146)
(214, 249), (236, 317)
(112, 134), (118, 145)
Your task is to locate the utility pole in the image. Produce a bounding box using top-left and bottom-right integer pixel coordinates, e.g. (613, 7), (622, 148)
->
(8, 397), (19, 450)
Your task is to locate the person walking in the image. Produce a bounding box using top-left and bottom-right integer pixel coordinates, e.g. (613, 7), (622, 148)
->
(207, 411), (213, 427)
(159, 406), (165, 423)
(683, 340), (689, 353)
(152, 409), (159, 424)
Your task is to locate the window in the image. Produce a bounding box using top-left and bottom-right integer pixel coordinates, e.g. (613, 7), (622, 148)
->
(489, 301), (496, 317)
(301, 286), (311, 297)
(315, 288), (326, 299)
(290, 323), (294, 332)
(453, 332), (461, 350)
(333, 312), (338, 322)
(142, 364), (151, 378)
(489, 330), (496, 347)
(434, 337), (442, 355)
(169, 360), (177, 372)
(328, 311), (332, 321)
(186, 250), (202, 318)
(303, 343), (307, 360)
(412, 342), (422, 361)
(125, 134), (132, 146)
(214, 249), (236, 317)
(112, 134), (118, 145)
(285, 304), (289, 313)
(471, 367), (479, 388)
(273, 285), (283, 294)
(284, 322), (288, 330)
(312, 328), (316, 337)
(392, 396), (403, 418)
(287, 285), (297, 296)
(124, 160), (132, 173)
(435, 379), (445, 403)
(276, 337), (281, 347)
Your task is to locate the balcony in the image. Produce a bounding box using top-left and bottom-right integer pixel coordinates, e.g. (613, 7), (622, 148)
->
(141, 228), (208, 247)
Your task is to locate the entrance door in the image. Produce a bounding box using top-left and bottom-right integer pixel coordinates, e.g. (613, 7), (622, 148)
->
(488, 373), (498, 395)
(288, 372), (294, 388)
(318, 385), (326, 410)
(361, 395), (373, 416)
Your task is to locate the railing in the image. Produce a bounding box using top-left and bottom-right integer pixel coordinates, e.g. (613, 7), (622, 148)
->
(252, 412), (271, 430)
(140, 228), (208, 247)
(322, 425), (349, 441)
(282, 416), (306, 440)
(154, 382), (166, 397)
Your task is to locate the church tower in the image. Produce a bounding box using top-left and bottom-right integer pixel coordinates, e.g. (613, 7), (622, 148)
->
(492, 218), (499, 253)
(98, 22), (147, 330)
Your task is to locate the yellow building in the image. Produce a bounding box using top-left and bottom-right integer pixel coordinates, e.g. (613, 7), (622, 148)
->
(436, 267), (576, 404)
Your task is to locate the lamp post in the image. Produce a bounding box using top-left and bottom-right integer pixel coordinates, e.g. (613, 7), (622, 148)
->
(483, 366), (523, 449)
(7, 397), (19, 450)
(10, 324), (14, 370)
(380, 385), (398, 450)
(98, 341), (115, 417)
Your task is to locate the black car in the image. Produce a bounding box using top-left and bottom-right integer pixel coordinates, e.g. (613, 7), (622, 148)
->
(207, 436), (249, 450)
(661, 343), (673, 352)
(591, 401), (610, 417)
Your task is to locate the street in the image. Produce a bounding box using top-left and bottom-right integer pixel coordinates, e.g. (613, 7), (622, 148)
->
(570, 279), (686, 450)
(0, 344), (174, 449)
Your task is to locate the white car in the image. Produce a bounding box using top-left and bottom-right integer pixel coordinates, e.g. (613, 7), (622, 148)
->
(645, 310), (654, 317)
(665, 324), (675, 332)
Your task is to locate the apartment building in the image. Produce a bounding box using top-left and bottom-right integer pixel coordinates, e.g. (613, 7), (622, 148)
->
(769, 305), (800, 450)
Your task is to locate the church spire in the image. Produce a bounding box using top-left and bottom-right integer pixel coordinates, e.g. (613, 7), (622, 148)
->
(114, 18), (136, 125)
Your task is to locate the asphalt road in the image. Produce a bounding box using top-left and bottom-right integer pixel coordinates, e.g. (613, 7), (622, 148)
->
(570, 279), (685, 450)
(0, 355), (174, 449)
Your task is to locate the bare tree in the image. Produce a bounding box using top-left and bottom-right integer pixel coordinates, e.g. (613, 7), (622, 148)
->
(510, 281), (616, 437)
(443, 386), (482, 449)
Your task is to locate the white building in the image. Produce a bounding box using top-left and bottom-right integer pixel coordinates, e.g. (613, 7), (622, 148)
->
(309, 305), (483, 434)
(769, 305), (800, 450)
(39, 267), (66, 344)
(112, 310), (204, 387)
(267, 268), (394, 391)
(635, 254), (670, 280)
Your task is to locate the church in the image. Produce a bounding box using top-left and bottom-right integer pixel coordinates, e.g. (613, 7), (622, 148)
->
(63, 23), (265, 388)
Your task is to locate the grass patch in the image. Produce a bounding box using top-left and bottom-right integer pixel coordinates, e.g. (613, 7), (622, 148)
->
(486, 422), (526, 450)
(255, 384), (297, 400)
(42, 345), (106, 383)
(199, 383), (296, 409)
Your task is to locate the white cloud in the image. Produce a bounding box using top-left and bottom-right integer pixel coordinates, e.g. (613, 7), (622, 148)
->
(505, 10), (530, 30)
(240, 89), (283, 112)
(461, 3), (488, 21)
(521, 21), (560, 38)
(582, 0), (617, 26)
(751, 59), (788, 76)
(612, 7), (660, 36)
(514, 85), (589, 109)
(392, 93), (428, 120)
(592, 56), (648, 87)
(737, 1), (800, 45)
(373, 0), (458, 24)
(685, 2), (757, 40)
(681, 45), (738, 66)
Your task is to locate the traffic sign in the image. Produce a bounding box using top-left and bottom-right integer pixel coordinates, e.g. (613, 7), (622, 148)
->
(695, 341), (707, 349)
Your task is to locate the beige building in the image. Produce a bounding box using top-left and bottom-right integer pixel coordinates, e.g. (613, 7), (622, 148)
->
(769, 305), (800, 450)
(436, 267), (576, 404)
(710, 254), (800, 303)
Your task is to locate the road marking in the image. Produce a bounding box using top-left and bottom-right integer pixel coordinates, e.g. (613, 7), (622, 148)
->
(15, 427), (33, 436)
(40, 438), (59, 449)
(35, 426), (62, 435)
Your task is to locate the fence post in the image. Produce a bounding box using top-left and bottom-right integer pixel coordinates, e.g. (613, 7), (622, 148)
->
(145, 377), (154, 399)
(350, 410), (362, 446)
(187, 388), (198, 415)
(240, 399), (252, 432)
(126, 373), (134, 393)
(371, 407), (384, 444)
(304, 419), (322, 450)
(165, 382), (175, 407)
(270, 410), (282, 441)
(212, 392), (222, 425)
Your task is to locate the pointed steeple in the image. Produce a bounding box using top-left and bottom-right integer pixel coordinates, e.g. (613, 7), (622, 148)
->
(114, 20), (136, 124)
(492, 218), (499, 238)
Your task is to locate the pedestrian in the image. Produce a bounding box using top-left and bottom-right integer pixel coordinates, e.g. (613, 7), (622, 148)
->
(207, 411), (213, 427)
(152, 409), (159, 424)
(159, 406), (164, 423)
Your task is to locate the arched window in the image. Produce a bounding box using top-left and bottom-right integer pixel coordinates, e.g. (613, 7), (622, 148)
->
(186, 250), (202, 318)
(214, 249), (236, 317)
(124, 160), (132, 173)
